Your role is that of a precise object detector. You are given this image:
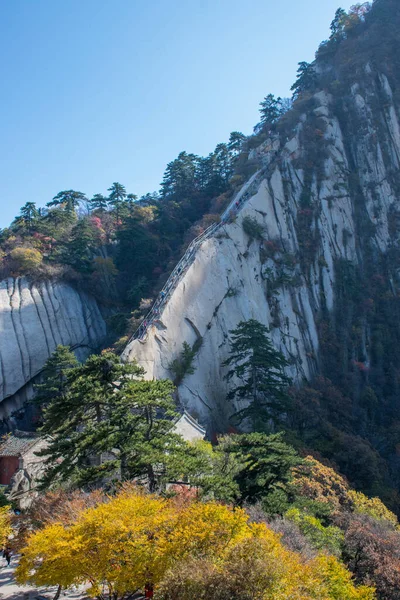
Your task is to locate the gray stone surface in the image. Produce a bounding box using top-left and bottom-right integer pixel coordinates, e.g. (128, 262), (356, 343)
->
(0, 278), (106, 419)
(123, 71), (400, 430)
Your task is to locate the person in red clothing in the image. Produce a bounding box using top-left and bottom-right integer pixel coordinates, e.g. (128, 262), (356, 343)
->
(144, 583), (154, 598)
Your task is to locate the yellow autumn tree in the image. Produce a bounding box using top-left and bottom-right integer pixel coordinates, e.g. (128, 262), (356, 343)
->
(292, 456), (351, 513)
(0, 505), (11, 546)
(10, 247), (43, 273)
(15, 488), (249, 598)
(347, 490), (398, 527)
(292, 456), (398, 527)
(157, 522), (375, 600)
(16, 487), (375, 600)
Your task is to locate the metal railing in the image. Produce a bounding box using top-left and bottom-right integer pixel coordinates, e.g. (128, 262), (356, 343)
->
(130, 178), (257, 342)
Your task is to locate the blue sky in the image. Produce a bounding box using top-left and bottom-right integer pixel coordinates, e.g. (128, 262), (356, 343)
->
(0, 0), (353, 227)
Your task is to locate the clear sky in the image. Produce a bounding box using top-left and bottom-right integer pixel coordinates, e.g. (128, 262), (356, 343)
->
(0, 0), (353, 227)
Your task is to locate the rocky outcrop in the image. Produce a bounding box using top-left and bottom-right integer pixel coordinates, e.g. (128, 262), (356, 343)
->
(0, 277), (106, 420)
(123, 68), (400, 431)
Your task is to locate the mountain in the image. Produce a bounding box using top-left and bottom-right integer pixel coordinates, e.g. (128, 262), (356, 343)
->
(123, 0), (400, 500)
(1, 0), (400, 501)
(0, 278), (106, 425)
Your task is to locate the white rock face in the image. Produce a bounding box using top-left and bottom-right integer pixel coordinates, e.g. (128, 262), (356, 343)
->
(123, 71), (400, 431)
(0, 277), (106, 419)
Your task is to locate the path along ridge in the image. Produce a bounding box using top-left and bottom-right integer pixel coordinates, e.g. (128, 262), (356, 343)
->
(130, 171), (261, 343)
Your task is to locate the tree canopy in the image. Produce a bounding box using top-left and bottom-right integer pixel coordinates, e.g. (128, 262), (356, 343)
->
(37, 349), (185, 490)
(223, 319), (292, 429)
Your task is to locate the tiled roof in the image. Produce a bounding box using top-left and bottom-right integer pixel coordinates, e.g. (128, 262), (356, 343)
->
(0, 431), (40, 457)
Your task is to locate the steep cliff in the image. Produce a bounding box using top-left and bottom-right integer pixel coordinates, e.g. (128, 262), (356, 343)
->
(123, 1), (400, 436)
(0, 277), (106, 421)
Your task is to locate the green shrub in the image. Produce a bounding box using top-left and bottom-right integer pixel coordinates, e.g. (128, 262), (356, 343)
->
(286, 507), (344, 556)
(169, 341), (200, 385)
(242, 216), (265, 240)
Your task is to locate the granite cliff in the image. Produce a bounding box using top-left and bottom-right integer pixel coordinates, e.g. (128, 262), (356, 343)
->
(0, 277), (106, 422)
(123, 5), (400, 432)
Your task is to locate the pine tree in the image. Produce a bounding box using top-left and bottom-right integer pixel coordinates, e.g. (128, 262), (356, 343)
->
(219, 432), (300, 504)
(259, 94), (283, 126)
(108, 182), (127, 221)
(330, 7), (348, 40)
(291, 62), (317, 98)
(161, 151), (199, 199)
(89, 193), (108, 213)
(228, 131), (246, 155)
(61, 219), (97, 272)
(17, 202), (39, 233)
(34, 345), (78, 415)
(47, 190), (87, 213)
(37, 352), (182, 490)
(223, 319), (292, 430)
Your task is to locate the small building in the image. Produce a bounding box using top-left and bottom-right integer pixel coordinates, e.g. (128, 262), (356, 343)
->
(173, 411), (206, 442)
(0, 430), (47, 508)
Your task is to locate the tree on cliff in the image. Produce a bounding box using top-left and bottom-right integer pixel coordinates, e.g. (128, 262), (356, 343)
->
(37, 351), (184, 490)
(88, 193), (108, 213)
(259, 94), (284, 126)
(15, 202), (39, 233)
(108, 182), (127, 221)
(219, 432), (300, 507)
(47, 190), (87, 213)
(290, 61), (317, 98)
(223, 319), (292, 430)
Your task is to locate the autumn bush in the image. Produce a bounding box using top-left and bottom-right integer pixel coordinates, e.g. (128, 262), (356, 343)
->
(292, 456), (351, 513)
(292, 457), (398, 525)
(9, 246), (43, 273)
(11, 488), (105, 552)
(16, 488), (250, 598)
(341, 514), (400, 600)
(0, 505), (11, 546)
(285, 507), (344, 557)
(157, 527), (375, 600)
(347, 490), (398, 527)
(15, 487), (376, 600)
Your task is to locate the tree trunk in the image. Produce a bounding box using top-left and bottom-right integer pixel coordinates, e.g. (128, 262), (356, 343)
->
(52, 585), (62, 600)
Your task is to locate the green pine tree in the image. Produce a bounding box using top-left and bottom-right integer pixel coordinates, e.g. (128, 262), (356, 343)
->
(330, 7), (348, 40)
(61, 219), (97, 272)
(37, 352), (183, 491)
(223, 319), (292, 430)
(219, 432), (300, 505)
(290, 62), (317, 98)
(259, 94), (283, 126)
(228, 131), (246, 155)
(89, 193), (108, 213)
(16, 202), (40, 233)
(108, 182), (127, 222)
(34, 345), (78, 416)
(47, 190), (87, 213)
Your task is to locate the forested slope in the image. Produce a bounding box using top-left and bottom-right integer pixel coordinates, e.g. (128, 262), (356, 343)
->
(1, 0), (400, 509)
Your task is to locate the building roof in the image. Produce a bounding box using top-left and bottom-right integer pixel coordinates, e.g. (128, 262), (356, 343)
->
(0, 431), (40, 457)
(174, 411), (206, 442)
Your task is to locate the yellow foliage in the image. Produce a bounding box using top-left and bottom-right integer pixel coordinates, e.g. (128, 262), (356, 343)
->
(316, 554), (376, 600)
(292, 456), (350, 512)
(16, 488), (375, 600)
(10, 247), (43, 272)
(0, 505), (11, 546)
(292, 456), (398, 527)
(347, 490), (398, 526)
(158, 523), (375, 600)
(16, 489), (249, 598)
